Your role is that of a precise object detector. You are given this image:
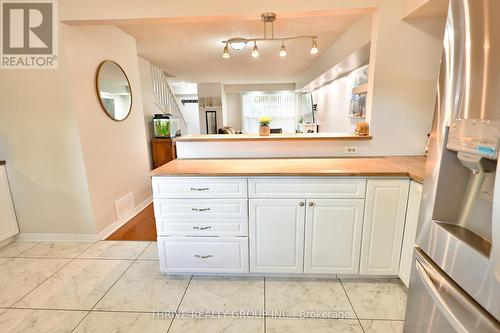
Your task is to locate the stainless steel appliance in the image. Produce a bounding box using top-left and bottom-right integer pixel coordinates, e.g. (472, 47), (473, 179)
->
(404, 0), (500, 332)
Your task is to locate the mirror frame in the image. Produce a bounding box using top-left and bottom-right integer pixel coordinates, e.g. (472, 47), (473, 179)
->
(95, 60), (133, 122)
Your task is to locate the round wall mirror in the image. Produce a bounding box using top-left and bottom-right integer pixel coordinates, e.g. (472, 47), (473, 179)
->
(96, 61), (132, 121)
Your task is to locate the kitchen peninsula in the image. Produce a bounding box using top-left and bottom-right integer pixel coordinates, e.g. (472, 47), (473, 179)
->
(173, 133), (375, 159)
(151, 156), (425, 283)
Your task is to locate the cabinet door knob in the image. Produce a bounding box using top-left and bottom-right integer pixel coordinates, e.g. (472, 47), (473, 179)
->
(299, 202), (305, 206)
(308, 202), (314, 207)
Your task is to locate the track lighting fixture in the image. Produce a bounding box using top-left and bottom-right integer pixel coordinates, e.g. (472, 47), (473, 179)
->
(221, 13), (318, 59)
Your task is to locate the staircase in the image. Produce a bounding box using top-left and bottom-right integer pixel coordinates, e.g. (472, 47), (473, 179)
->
(151, 64), (188, 135)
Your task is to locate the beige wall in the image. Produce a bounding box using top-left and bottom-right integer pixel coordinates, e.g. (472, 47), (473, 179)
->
(0, 26), (95, 235)
(137, 56), (157, 169)
(63, 25), (152, 234)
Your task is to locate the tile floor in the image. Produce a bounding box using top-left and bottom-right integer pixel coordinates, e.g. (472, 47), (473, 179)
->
(0, 240), (407, 332)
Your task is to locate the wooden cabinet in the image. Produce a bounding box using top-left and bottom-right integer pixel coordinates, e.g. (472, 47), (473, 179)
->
(360, 179), (410, 275)
(0, 164), (19, 242)
(151, 138), (176, 169)
(304, 199), (364, 274)
(249, 199), (305, 273)
(399, 180), (423, 286)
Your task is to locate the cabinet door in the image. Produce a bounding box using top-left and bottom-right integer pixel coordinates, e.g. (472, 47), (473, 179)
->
(304, 199), (364, 274)
(360, 179), (410, 275)
(399, 181), (422, 286)
(0, 165), (19, 242)
(249, 199), (305, 273)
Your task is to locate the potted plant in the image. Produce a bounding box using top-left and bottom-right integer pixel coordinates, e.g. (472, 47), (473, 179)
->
(258, 116), (272, 136)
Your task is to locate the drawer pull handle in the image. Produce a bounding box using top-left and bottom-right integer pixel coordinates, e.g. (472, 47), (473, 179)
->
(194, 254), (213, 259)
(192, 208), (211, 212)
(190, 187), (209, 191)
(193, 226), (212, 230)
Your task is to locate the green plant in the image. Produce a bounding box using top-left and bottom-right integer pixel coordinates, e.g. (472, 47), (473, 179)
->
(258, 116), (272, 127)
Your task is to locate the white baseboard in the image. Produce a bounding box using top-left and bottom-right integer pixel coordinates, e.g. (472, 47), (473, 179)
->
(11, 196), (153, 243)
(96, 196), (153, 240)
(15, 233), (98, 242)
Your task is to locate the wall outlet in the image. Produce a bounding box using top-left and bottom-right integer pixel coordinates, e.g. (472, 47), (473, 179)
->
(115, 192), (135, 221)
(345, 146), (358, 154)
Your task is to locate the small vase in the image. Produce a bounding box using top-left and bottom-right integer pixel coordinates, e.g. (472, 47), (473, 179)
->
(259, 125), (270, 136)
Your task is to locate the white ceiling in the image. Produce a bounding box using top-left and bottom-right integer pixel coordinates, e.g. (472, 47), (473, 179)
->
(118, 13), (365, 85)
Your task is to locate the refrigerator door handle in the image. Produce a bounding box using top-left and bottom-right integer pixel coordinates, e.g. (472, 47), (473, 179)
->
(415, 258), (500, 333)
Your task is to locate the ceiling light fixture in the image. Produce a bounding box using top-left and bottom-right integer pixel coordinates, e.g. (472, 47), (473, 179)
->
(251, 41), (259, 58)
(279, 42), (287, 57)
(221, 13), (318, 59)
(222, 43), (230, 59)
(310, 39), (319, 55)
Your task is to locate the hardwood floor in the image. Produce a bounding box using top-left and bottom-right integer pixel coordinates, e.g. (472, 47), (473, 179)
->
(106, 203), (157, 241)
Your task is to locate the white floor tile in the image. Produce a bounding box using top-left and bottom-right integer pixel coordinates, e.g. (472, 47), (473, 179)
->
(78, 241), (149, 260)
(179, 276), (264, 314)
(169, 317), (264, 333)
(95, 260), (189, 312)
(0, 258), (69, 307)
(73, 311), (171, 333)
(342, 279), (407, 320)
(20, 242), (94, 259)
(360, 319), (404, 333)
(137, 242), (159, 260)
(266, 318), (363, 333)
(0, 242), (38, 257)
(15, 259), (131, 310)
(0, 309), (86, 333)
(265, 278), (355, 319)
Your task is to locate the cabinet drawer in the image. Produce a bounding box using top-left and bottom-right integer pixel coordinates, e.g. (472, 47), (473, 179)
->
(152, 177), (247, 199)
(154, 199), (248, 218)
(156, 218), (248, 236)
(248, 178), (366, 198)
(158, 237), (249, 273)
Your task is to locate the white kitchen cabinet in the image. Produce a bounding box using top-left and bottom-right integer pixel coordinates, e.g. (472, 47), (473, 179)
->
(304, 199), (364, 274)
(399, 180), (423, 286)
(249, 199), (305, 273)
(360, 179), (410, 275)
(0, 165), (18, 242)
(152, 177), (247, 199)
(158, 236), (249, 273)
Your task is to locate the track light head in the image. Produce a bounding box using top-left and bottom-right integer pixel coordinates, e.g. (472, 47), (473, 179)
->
(222, 43), (230, 59)
(310, 39), (319, 55)
(279, 42), (287, 57)
(251, 42), (259, 58)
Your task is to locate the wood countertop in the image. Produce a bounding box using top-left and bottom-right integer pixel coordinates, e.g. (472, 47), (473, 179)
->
(0, 161), (5, 165)
(174, 133), (372, 142)
(150, 156), (426, 183)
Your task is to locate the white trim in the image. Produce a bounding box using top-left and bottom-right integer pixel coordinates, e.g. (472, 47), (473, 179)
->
(96, 196), (153, 240)
(15, 233), (97, 242)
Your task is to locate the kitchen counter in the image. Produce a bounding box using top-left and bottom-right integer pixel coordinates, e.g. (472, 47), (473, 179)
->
(150, 156), (426, 183)
(174, 133), (372, 142)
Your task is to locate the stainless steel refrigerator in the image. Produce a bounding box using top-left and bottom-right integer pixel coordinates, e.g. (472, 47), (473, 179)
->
(403, 0), (500, 332)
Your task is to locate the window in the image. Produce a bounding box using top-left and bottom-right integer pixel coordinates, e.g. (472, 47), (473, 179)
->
(241, 91), (313, 134)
